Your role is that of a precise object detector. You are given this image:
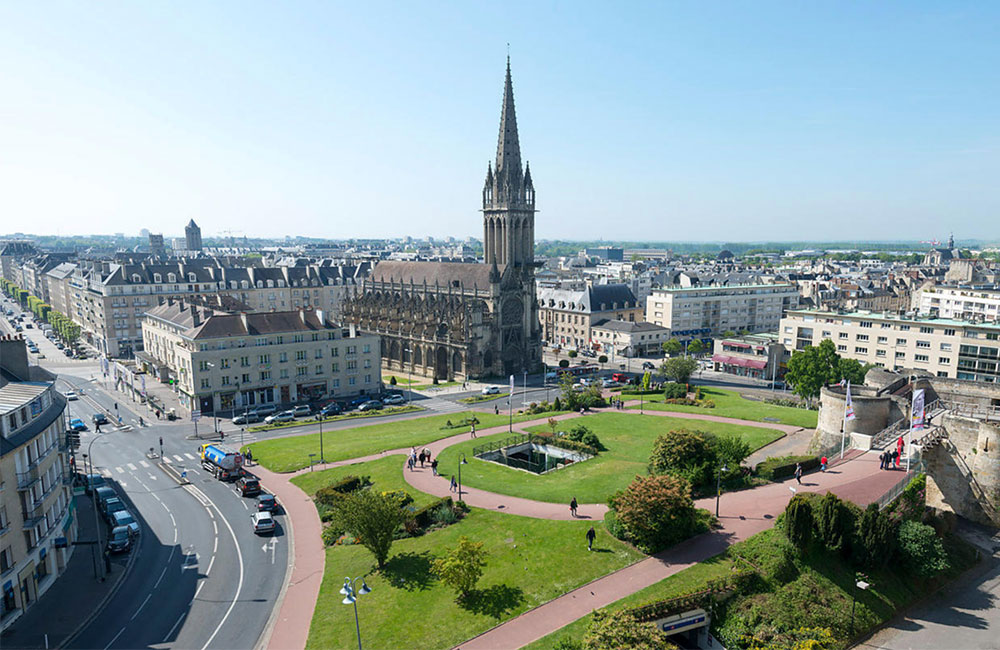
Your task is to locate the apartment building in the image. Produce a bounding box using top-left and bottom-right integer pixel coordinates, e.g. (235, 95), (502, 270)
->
(645, 283), (799, 340)
(711, 332), (785, 381)
(590, 319), (670, 357)
(917, 285), (1000, 323)
(0, 337), (75, 631)
(780, 308), (1000, 382)
(140, 302), (381, 414)
(536, 285), (642, 351)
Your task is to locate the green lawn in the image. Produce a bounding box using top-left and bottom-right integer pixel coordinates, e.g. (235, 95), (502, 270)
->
(525, 554), (735, 649)
(247, 411), (562, 473)
(247, 405), (423, 432)
(306, 508), (644, 650)
(632, 387), (818, 428)
(290, 454), (440, 510)
(434, 413), (784, 504)
(385, 375), (421, 385)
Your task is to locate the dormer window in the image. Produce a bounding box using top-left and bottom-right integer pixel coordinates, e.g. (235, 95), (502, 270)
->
(230, 280), (237, 289)
(242, 280), (249, 289)
(167, 273), (176, 283)
(131, 273), (142, 283)
(277, 280), (285, 288)
(153, 273), (162, 283)
(267, 280), (274, 288)
(188, 273), (197, 282)
(256, 281), (263, 288)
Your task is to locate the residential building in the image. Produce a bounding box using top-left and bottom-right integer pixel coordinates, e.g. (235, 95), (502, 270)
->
(645, 283), (799, 339)
(584, 247), (624, 262)
(140, 302), (381, 413)
(711, 332), (785, 381)
(917, 285), (1000, 323)
(590, 319), (670, 357)
(780, 308), (1000, 382)
(537, 284), (642, 351)
(0, 336), (75, 631)
(149, 233), (166, 258)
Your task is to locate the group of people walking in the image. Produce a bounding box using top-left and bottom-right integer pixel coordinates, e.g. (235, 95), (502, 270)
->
(608, 397), (626, 410)
(408, 446), (435, 471)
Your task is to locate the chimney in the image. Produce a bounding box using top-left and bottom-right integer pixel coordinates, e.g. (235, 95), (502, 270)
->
(315, 309), (325, 325)
(299, 309), (307, 325)
(349, 323), (357, 338)
(167, 296), (174, 307)
(240, 312), (248, 330)
(191, 307), (201, 327)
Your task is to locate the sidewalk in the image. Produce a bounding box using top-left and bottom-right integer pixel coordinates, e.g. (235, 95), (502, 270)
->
(0, 492), (132, 649)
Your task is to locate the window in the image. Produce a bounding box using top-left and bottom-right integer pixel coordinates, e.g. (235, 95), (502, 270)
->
(280, 369), (289, 379)
(895, 351), (905, 359)
(297, 367), (307, 376)
(200, 378), (211, 389)
(988, 333), (1000, 341)
(221, 376), (230, 386)
(240, 356), (250, 367)
(939, 357), (951, 365)
(348, 376), (356, 386)
(821, 330), (831, 337)
(347, 345), (357, 355)
(899, 325), (911, 331)
(315, 365), (323, 375)
(937, 371), (949, 377)
(347, 360), (357, 370)
(941, 343), (952, 351)
(363, 359), (371, 369)
(331, 347), (339, 357)
(293, 334), (304, 343)
(919, 326), (933, 334)
(362, 344), (371, 354)
(295, 350), (306, 361)
(916, 341), (930, 349)
(199, 360), (211, 371)
(315, 349), (323, 359)
(915, 354), (929, 363)
(331, 362), (339, 373)
(880, 323), (891, 329)
(855, 347), (868, 354)
(839, 332), (849, 339)
(860, 321), (873, 328)
(837, 344), (847, 351)
(896, 338), (907, 346)
(279, 352), (288, 363)
(242, 373), (251, 383)
(331, 379), (340, 388)
(365, 374), (372, 384)
(876, 349), (886, 357)
(259, 354), (270, 364)
(944, 329), (956, 336)
(260, 371), (271, 381)
(856, 334), (869, 342)
(877, 336), (888, 344)
(256, 337), (267, 347)
(220, 359), (230, 369)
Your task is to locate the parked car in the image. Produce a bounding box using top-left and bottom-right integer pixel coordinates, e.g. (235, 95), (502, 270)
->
(232, 413), (262, 425)
(602, 378), (619, 388)
(94, 486), (116, 506)
(103, 498), (128, 522)
(383, 394), (405, 405)
(347, 395), (369, 408)
(92, 412), (109, 426)
(69, 418), (86, 431)
(264, 410), (295, 424)
(251, 512), (275, 535)
(481, 385), (500, 395)
(25, 323), (32, 329)
(237, 476), (262, 497)
(64, 348), (75, 357)
(358, 400), (383, 412)
(319, 402), (342, 417)
(256, 494), (279, 513)
(642, 361), (656, 370)
(83, 474), (106, 492)
(64, 390), (78, 401)
(572, 383), (585, 392)
(111, 510), (140, 536)
(291, 405), (312, 417)
(106, 526), (132, 553)
(55, 342), (64, 349)
(250, 405), (277, 417)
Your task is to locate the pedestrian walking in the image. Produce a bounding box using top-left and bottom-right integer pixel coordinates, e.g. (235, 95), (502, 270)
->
(892, 449), (900, 469)
(407, 456), (414, 471)
(431, 459), (439, 476)
(586, 526), (596, 551)
(570, 497), (578, 518)
(419, 450), (426, 468)
(820, 456), (828, 472)
(424, 448), (431, 463)
(450, 475), (457, 492)
(794, 463), (803, 485)
(897, 436), (905, 466)
(471, 422), (477, 438)
(494, 404), (499, 416)
(878, 451), (885, 470)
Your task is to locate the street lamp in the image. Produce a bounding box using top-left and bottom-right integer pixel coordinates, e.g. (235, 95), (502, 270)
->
(341, 576), (371, 650)
(83, 430), (108, 580)
(850, 577), (870, 635)
(457, 453), (468, 501)
(403, 346), (413, 405)
(715, 464), (728, 517)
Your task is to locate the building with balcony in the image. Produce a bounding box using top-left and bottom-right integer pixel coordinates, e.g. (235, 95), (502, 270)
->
(645, 283), (799, 340)
(917, 284), (1000, 323)
(536, 285), (642, 352)
(0, 336), (74, 631)
(140, 301), (381, 414)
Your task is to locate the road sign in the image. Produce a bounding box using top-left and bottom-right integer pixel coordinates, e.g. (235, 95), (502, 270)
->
(191, 410), (201, 422)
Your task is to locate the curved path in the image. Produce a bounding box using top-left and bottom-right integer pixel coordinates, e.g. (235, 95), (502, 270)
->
(258, 401), (886, 650)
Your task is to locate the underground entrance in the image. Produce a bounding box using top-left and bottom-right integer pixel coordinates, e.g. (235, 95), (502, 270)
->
(473, 434), (593, 474)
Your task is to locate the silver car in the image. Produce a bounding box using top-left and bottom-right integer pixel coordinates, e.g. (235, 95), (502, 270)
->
(111, 510), (141, 536)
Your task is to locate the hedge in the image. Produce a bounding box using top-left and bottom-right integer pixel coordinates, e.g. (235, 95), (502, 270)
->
(755, 454), (819, 480)
(529, 432), (599, 456)
(409, 496), (454, 529)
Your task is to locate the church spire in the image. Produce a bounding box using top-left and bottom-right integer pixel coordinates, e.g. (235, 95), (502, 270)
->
(495, 55), (522, 178)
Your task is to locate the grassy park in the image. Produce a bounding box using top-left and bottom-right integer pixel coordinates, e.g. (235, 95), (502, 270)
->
(305, 506), (644, 650)
(291, 454), (441, 510)
(434, 412), (784, 504)
(632, 386), (818, 428)
(247, 410), (565, 473)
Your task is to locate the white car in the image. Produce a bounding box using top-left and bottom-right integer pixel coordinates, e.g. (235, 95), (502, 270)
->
(64, 390), (78, 401)
(264, 410), (295, 424)
(383, 394), (406, 405)
(251, 512), (276, 535)
(481, 386), (500, 395)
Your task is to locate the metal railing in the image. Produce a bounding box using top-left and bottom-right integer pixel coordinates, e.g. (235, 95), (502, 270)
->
(870, 399), (940, 449)
(938, 399), (1000, 422)
(473, 434), (534, 459)
(874, 469), (919, 510)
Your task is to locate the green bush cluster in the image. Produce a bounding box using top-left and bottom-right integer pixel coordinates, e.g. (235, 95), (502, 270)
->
(762, 397), (818, 410)
(755, 454), (819, 480)
(663, 382), (688, 399)
(647, 428), (751, 493)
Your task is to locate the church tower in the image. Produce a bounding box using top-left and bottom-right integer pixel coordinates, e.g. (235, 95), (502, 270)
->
(483, 57), (536, 269)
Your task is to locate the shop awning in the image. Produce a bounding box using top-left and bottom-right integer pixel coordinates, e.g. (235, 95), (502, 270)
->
(713, 354), (767, 370)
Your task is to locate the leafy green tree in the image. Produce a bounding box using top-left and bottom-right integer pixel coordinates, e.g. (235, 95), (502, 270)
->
(648, 429), (713, 485)
(609, 474), (698, 553)
(712, 435), (751, 471)
(722, 330), (737, 338)
(785, 339), (841, 401)
(687, 339), (704, 355)
(558, 359), (570, 368)
(838, 357), (871, 386)
(641, 371), (651, 391)
(660, 356), (698, 384)
(783, 494), (814, 550)
(567, 350), (578, 358)
(597, 354), (608, 364)
(854, 502), (897, 568)
(389, 375), (397, 386)
(432, 536), (488, 598)
(662, 338), (683, 356)
(583, 611), (673, 650)
(815, 493), (852, 555)
(332, 489), (408, 568)
(897, 520), (949, 578)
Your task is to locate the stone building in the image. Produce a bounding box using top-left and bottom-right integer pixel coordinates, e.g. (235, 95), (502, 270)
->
(343, 59), (542, 380)
(184, 219), (203, 252)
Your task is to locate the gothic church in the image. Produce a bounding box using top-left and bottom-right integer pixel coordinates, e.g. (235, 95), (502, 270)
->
(343, 59), (542, 380)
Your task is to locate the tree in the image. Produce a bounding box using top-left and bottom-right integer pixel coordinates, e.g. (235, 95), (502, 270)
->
(648, 429), (713, 484)
(783, 494), (814, 549)
(838, 357), (870, 386)
(559, 359), (570, 368)
(597, 354), (608, 364)
(660, 357), (698, 384)
(389, 375), (397, 386)
(897, 520), (949, 578)
(687, 339), (704, 355)
(332, 489), (408, 569)
(815, 493), (852, 555)
(583, 611), (673, 650)
(854, 502), (897, 568)
(432, 536), (488, 598)
(568, 350), (578, 358)
(640, 371), (651, 391)
(785, 339), (841, 401)
(609, 474), (698, 553)
(722, 330), (737, 338)
(662, 338), (683, 356)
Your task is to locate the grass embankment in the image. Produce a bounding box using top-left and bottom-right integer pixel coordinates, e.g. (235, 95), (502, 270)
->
(631, 386), (818, 428)
(247, 405), (423, 432)
(527, 525), (978, 649)
(305, 507), (644, 650)
(435, 412), (783, 504)
(247, 411), (563, 473)
(290, 454), (441, 510)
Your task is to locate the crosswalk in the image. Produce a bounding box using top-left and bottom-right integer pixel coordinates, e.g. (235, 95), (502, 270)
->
(105, 453), (199, 475)
(422, 397), (466, 414)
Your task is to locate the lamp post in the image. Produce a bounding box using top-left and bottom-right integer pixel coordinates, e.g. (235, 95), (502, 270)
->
(404, 346), (413, 405)
(850, 577), (870, 635)
(83, 430), (107, 580)
(715, 464), (728, 517)
(340, 576), (371, 650)
(457, 453), (468, 501)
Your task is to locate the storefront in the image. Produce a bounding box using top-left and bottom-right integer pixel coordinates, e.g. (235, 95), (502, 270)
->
(296, 381), (327, 403)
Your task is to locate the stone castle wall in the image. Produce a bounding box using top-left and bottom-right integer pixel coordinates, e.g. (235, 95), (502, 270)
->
(925, 414), (1000, 526)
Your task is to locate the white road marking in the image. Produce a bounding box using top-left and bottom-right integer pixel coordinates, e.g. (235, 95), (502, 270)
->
(115, 466), (124, 474)
(206, 554), (216, 575)
(241, 500), (249, 510)
(184, 452), (197, 460)
(148, 473), (157, 481)
(162, 456), (172, 464)
(130, 593), (152, 620)
(100, 468), (112, 478)
(127, 463), (137, 470)
(139, 460), (150, 468)
(104, 626), (126, 650)
(173, 455), (184, 462)
(163, 612), (187, 643)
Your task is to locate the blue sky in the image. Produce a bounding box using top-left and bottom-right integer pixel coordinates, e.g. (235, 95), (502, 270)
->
(1, 2), (997, 241)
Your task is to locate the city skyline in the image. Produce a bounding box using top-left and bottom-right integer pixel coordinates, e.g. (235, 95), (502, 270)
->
(2, 2), (999, 240)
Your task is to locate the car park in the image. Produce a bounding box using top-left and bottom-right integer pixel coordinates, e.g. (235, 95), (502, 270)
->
(481, 385), (500, 395)
(347, 395), (369, 408)
(107, 526), (132, 553)
(383, 394), (405, 405)
(264, 410), (294, 424)
(251, 512), (275, 535)
(92, 412), (109, 426)
(64, 390), (78, 400)
(358, 400), (383, 412)
(102, 497), (128, 522)
(111, 510), (141, 536)
(256, 494), (279, 513)
(69, 418), (86, 431)
(291, 405), (312, 417)
(232, 413), (262, 425)
(319, 402), (342, 417)
(237, 476), (262, 497)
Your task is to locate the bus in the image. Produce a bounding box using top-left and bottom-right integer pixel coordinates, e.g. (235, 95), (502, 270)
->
(556, 364), (600, 379)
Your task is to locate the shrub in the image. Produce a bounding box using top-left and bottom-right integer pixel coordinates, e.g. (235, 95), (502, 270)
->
(559, 359), (569, 368)
(410, 496), (456, 530)
(567, 424), (603, 451)
(432, 536), (488, 598)
(381, 489), (414, 509)
(815, 493), (852, 555)
(663, 382), (688, 399)
(389, 375), (397, 386)
(321, 525), (340, 546)
(756, 455), (819, 481)
(609, 474), (698, 553)
(598, 354), (608, 363)
(854, 502), (897, 568)
(897, 520), (949, 578)
(783, 495), (813, 549)
(431, 503), (458, 526)
(535, 433), (598, 456)
(603, 509), (627, 541)
(583, 610), (670, 650)
(553, 396), (562, 410)
(648, 429), (713, 487)
(568, 350), (578, 358)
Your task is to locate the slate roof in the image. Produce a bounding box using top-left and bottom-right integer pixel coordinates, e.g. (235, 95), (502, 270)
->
(591, 319), (669, 334)
(369, 261), (499, 289)
(145, 302), (334, 339)
(537, 284), (638, 312)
